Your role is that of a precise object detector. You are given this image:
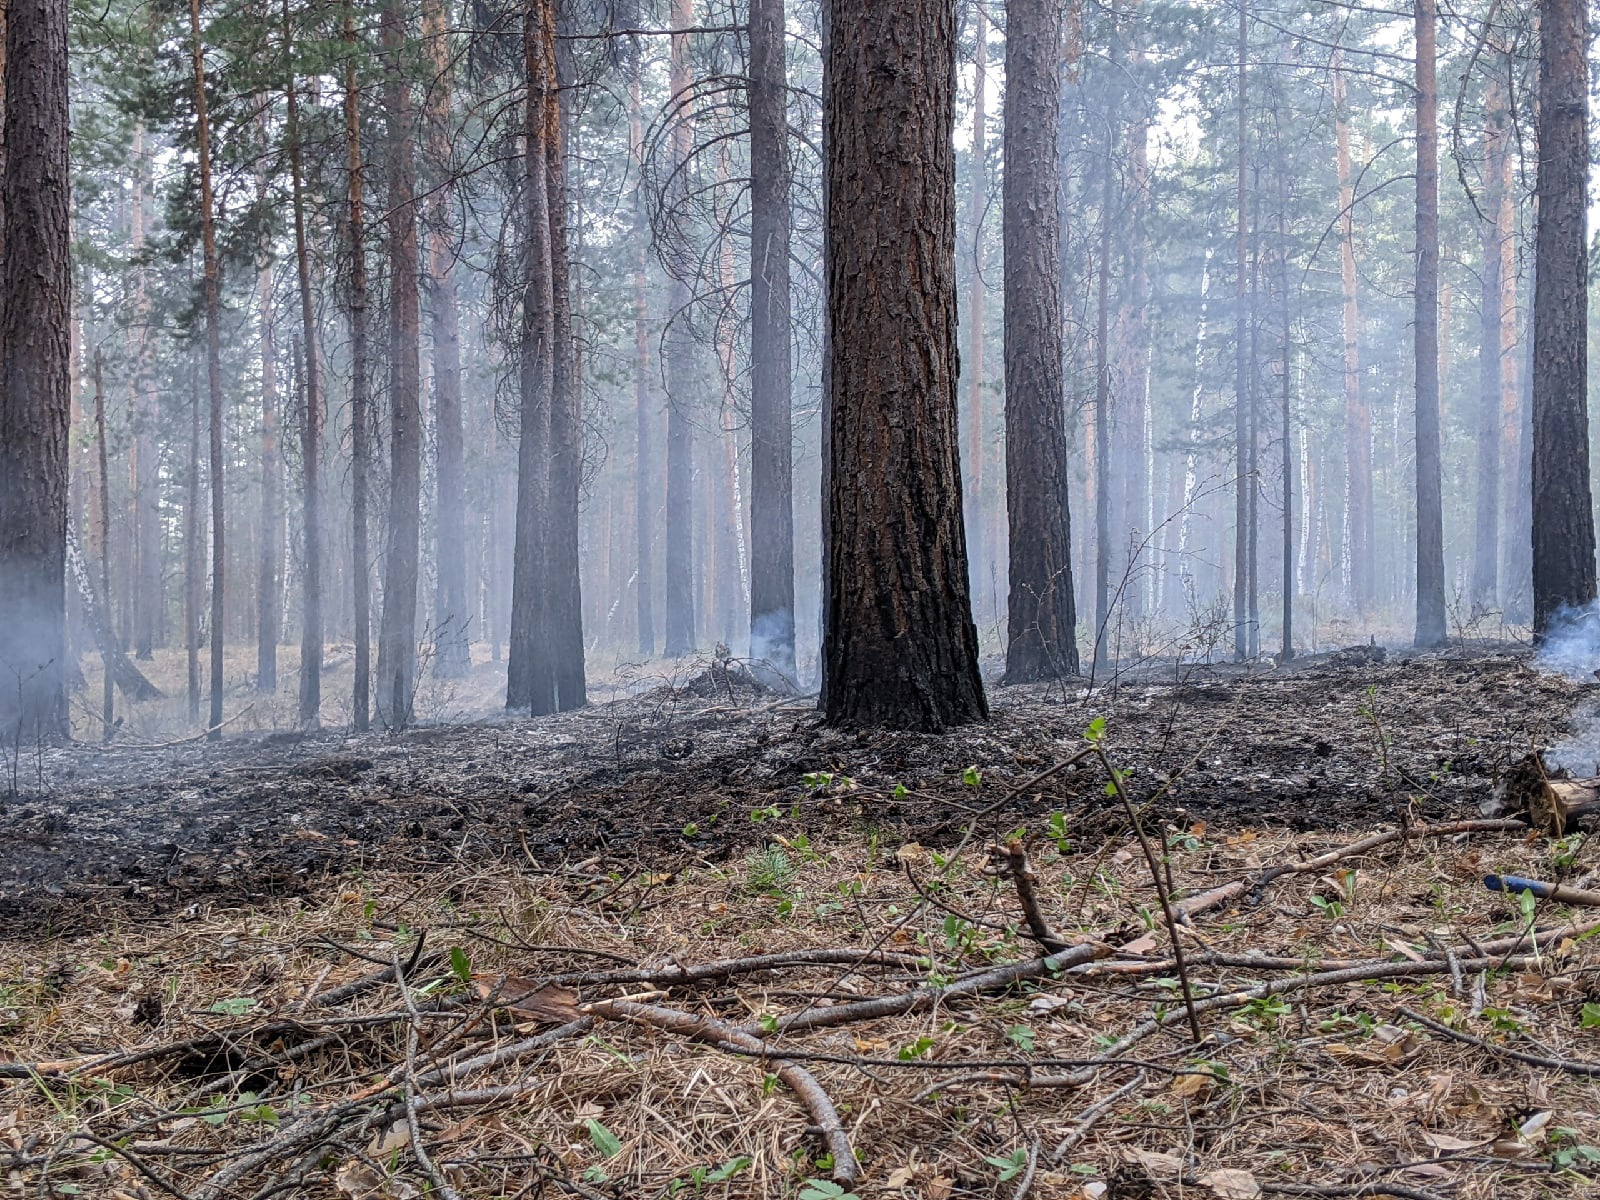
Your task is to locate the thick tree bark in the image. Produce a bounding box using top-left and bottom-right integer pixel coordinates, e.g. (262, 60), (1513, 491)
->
(0, 0), (70, 742)
(423, 0), (471, 678)
(189, 0), (226, 737)
(663, 0), (697, 657)
(747, 0), (796, 680)
(1531, 0), (1597, 634)
(823, 0), (987, 731)
(547, 4), (585, 709)
(1333, 59), (1371, 615)
(376, 0), (423, 728)
(286, 8), (323, 730)
(1472, 68), (1510, 614)
(343, 3), (372, 729)
(506, 0), (557, 715)
(1413, 0), (1447, 646)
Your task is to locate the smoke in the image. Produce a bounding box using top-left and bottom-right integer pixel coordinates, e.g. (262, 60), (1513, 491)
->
(1534, 602), (1600, 774)
(748, 610), (800, 694)
(1534, 602), (1600, 681)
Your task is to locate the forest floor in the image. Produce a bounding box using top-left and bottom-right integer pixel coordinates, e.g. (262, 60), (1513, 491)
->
(3, 643), (1600, 1198)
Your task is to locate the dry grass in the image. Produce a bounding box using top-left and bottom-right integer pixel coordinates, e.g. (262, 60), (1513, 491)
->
(3, 807), (1599, 1199)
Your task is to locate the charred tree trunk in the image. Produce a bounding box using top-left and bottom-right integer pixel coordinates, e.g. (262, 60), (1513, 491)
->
(93, 352), (113, 738)
(547, 7), (585, 709)
(1531, 0), (1597, 633)
(0, 0), (71, 742)
(286, 5), (323, 730)
(189, 0), (226, 736)
(663, 0), (697, 657)
(1004, 0), (1078, 683)
(256, 254), (280, 693)
(376, 0), (422, 728)
(748, 0), (795, 680)
(1413, 0), (1447, 646)
(823, 0), (987, 731)
(343, 3), (372, 729)
(423, 0), (471, 678)
(506, 0), (556, 715)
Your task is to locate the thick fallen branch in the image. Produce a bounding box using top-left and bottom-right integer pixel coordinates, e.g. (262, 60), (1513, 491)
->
(584, 998), (859, 1187)
(538, 947), (927, 990)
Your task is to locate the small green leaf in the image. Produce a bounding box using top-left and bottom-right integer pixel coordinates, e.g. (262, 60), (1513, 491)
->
(1007, 1024), (1036, 1052)
(986, 1148), (1030, 1181)
(893, 783), (909, 799)
(897, 1035), (935, 1060)
(962, 765), (982, 787)
(586, 1118), (622, 1159)
(705, 1156), (751, 1182)
(1581, 1002), (1600, 1029)
(207, 997), (257, 1016)
(759, 1012), (779, 1033)
(798, 1181), (856, 1200)
(1084, 716), (1107, 743)
(449, 946), (472, 984)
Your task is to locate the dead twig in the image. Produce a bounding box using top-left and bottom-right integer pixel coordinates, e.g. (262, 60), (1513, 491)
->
(1397, 1005), (1600, 1077)
(1051, 1069), (1147, 1160)
(584, 997), (860, 1187)
(1000, 840), (1073, 953)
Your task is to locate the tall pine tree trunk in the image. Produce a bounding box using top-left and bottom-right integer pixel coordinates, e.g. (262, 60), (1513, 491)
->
(255, 127), (280, 694)
(1233, 0), (1249, 660)
(963, 2), (987, 609)
(628, 35), (654, 657)
(343, 3), (372, 728)
(1334, 58), (1371, 614)
(189, 0), (226, 736)
(423, 0), (470, 677)
(547, 6), (585, 708)
(376, 0), (422, 727)
(1413, 0), (1447, 645)
(1003, 0), (1078, 682)
(748, 0), (795, 680)
(286, 5), (323, 730)
(663, 0), (697, 656)
(132, 124), (162, 661)
(823, 0), (987, 731)
(1472, 68), (1510, 614)
(506, 0), (556, 714)
(1531, 0), (1596, 633)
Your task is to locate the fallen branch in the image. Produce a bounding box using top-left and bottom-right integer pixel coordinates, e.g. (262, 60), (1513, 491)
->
(1397, 1005), (1600, 1077)
(538, 947), (927, 991)
(1000, 840), (1073, 953)
(1052, 1070), (1147, 1160)
(584, 998), (859, 1187)
(746, 941), (1109, 1036)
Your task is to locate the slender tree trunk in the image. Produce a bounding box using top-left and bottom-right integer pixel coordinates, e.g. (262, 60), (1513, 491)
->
(1116, 84), (1151, 626)
(256, 140), (280, 694)
(131, 123), (161, 661)
(185, 359), (201, 723)
(1413, 0), (1446, 645)
(1233, 0), (1250, 660)
(189, 0), (226, 736)
(629, 49), (654, 657)
(1278, 182), (1294, 660)
(423, 0), (471, 678)
(547, 5), (585, 708)
(1531, 0), (1596, 633)
(342, 4), (371, 728)
(1004, 0), (1078, 682)
(823, 0), (987, 730)
(1472, 69), (1510, 614)
(1494, 75), (1522, 616)
(286, 6), (323, 729)
(93, 352), (113, 738)
(376, 0), (423, 727)
(1333, 59), (1370, 615)
(506, 0), (557, 714)
(663, 0), (697, 656)
(964, 1), (988, 607)
(748, 0), (796, 680)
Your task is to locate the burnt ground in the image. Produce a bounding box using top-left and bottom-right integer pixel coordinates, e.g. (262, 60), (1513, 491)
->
(0, 642), (1587, 936)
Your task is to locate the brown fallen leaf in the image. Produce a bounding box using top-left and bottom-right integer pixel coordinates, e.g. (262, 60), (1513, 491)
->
(1170, 1072), (1213, 1099)
(1419, 1130), (1491, 1152)
(1198, 1167), (1260, 1199)
(473, 978), (581, 1023)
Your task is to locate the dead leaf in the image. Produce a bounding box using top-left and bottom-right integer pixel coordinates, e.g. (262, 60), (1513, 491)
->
(1199, 1167), (1260, 1199)
(884, 1165), (916, 1189)
(334, 1161), (385, 1200)
(1127, 1148), (1185, 1176)
(1419, 1131), (1490, 1152)
(1080, 1184), (1109, 1200)
(1170, 1072), (1213, 1099)
(367, 1122), (411, 1157)
(924, 1175), (954, 1200)
(473, 978), (581, 1023)
(1119, 934), (1159, 956)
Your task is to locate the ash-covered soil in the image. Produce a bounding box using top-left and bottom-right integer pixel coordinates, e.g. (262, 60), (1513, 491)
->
(0, 644), (1585, 935)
